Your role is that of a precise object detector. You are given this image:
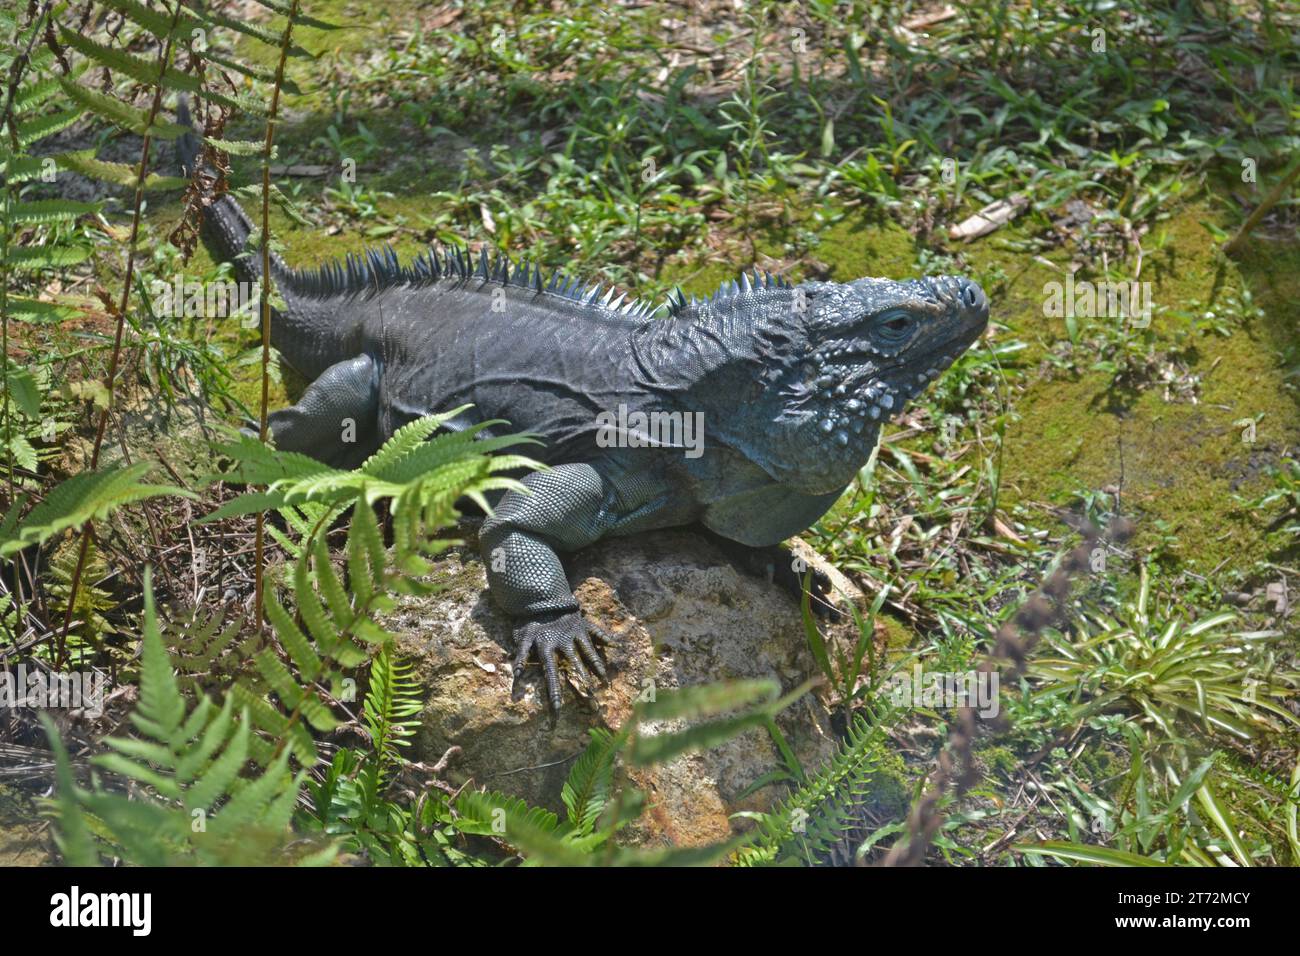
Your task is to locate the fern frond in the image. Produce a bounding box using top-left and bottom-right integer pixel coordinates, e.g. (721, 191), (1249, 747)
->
(190, 6), (314, 57)
(12, 74), (61, 112)
(57, 26), (269, 116)
(356, 407), (472, 473)
(201, 134), (268, 156)
(16, 108), (82, 148)
(6, 296), (80, 323)
(362, 645), (422, 774)
(7, 198), (98, 225)
(57, 78), (188, 139)
(735, 704), (904, 866)
(250, 0), (342, 31)
(39, 714), (98, 866)
(0, 463), (191, 558)
(44, 571), (315, 864)
(0, 154), (52, 184)
(54, 150), (187, 191)
(5, 245), (91, 271)
(454, 790), (561, 840)
(561, 728), (618, 836)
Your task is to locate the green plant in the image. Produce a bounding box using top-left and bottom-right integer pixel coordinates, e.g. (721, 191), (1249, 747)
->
(42, 569), (324, 866)
(1028, 565), (1298, 742)
(43, 412), (538, 862)
(734, 701), (904, 865)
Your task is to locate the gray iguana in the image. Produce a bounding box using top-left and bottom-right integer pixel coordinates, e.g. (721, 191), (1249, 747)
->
(179, 115), (989, 711)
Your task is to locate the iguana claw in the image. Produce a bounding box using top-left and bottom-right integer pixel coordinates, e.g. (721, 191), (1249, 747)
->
(512, 609), (612, 711)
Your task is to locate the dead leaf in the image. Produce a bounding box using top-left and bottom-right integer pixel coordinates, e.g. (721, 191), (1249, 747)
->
(269, 164), (331, 177)
(424, 6), (462, 29)
(903, 6), (957, 30)
(990, 514), (1026, 544)
(949, 195), (1028, 241)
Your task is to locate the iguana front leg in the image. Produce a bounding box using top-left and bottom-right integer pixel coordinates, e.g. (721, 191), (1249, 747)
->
(480, 462), (664, 710)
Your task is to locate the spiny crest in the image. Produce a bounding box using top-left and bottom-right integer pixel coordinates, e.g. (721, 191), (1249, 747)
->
(280, 240), (662, 319)
(281, 242), (794, 322)
(665, 268), (792, 317)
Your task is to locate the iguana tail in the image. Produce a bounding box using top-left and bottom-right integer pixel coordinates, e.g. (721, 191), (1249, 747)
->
(175, 97), (282, 289)
(176, 99), (352, 379)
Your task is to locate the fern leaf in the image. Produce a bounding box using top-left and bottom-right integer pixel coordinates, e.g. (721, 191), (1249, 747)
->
(637, 679), (780, 721)
(561, 729), (618, 835)
(7, 296), (81, 323)
(0, 154), (52, 184)
(54, 150), (187, 191)
(362, 646), (422, 772)
(57, 78), (188, 139)
(16, 108), (82, 148)
(283, 558), (328, 677)
(208, 431), (336, 487)
(98, 0), (187, 40)
(0, 463), (191, 558)
(455, 790), (560, 839)
(138, 568), (187, 736)
(194, 46), (301, 95)
(250, 0), (342, 31)
(312, 535), (355, 631)
(6, 245), (91, 271)
(347, 501), (383, 605)
(175, 695), (233, 782)
(254, 646), (306, 708)
(39, 714), (99, 866)
(202, 134), (268, 156)
(91, 750), (181, 798)
(7, 198), (98, 225)
(184, 712), (251, 812)
(263, 589), (320, 673)
(57, 26), (269, 116)
(12, 74), (62, 112)
(191, 6), (314, 57)
(358, 408), (471, 475)
(208, 748), (294, 839)
(5, 367), (41, 418)
(736, 706), (903, 866)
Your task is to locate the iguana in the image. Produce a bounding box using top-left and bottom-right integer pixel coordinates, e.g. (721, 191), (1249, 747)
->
(179, 115), (989, 711)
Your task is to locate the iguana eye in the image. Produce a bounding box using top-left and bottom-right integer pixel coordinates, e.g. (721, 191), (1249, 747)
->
(878, 310), (913, 337)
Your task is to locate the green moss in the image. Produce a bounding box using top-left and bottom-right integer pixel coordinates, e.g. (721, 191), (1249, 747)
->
(991, 204), (1299, 573)
(812, 209), (917, 280)
(979, 745), (1021, 778)
(878, 613), (915, 654)
(863, 748), (911, 820)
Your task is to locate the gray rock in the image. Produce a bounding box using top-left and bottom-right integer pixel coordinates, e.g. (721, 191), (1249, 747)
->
(386, 528), (879, 848)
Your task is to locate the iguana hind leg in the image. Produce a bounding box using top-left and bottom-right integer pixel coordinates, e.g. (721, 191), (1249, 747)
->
(266, 354), (380, 468)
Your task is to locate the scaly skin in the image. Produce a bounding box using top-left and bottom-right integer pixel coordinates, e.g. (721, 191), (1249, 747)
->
(182, 117), (989, 711)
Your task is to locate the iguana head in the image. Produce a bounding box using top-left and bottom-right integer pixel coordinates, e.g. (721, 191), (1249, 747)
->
(657, 273), (989, 494)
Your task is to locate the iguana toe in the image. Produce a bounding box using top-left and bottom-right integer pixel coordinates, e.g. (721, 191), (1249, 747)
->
(513, 610), (611, 711)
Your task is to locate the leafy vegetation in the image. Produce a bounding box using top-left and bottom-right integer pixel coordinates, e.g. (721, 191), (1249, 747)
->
(0, 0), (1296, 867)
